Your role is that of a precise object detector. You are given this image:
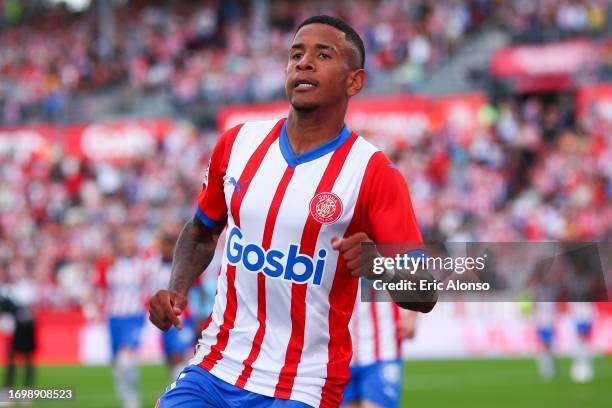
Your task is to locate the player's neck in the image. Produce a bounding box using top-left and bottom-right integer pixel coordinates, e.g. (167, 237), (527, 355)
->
(286, 107), (346, 155)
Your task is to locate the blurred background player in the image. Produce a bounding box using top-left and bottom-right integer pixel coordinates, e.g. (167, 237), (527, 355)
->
(0, 269), (37, 395)
(343, 286), (418, 408)
(569, 302), (595, 382)
(533, 302), (595, 382)
(149, 229), (196, 381)
(92, 228), (148, 408)
(147, 226), (225, 382)
(530, 247), (598, 382)
(533, 301), (558, 380)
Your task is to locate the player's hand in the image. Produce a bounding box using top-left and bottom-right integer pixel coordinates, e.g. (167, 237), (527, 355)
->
(148, 290), (187, 331)
(331, 232), (378, 279)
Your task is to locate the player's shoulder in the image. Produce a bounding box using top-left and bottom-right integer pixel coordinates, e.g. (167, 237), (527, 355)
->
(213, 119), (282, 161)
(222, 118), (283, 140)
(351, 134), (395, 171)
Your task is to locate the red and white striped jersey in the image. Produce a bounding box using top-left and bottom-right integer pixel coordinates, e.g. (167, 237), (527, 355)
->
(189, 119), (421, 408)
(349, 285), (406, 367)
(94, 255), (150, 317)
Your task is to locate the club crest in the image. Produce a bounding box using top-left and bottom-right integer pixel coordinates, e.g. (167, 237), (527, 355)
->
(309, 192), (343, 224)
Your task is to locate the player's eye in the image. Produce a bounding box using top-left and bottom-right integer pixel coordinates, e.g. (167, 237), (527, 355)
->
(319, 53), (331, 59)
(291, 53), (303, 60)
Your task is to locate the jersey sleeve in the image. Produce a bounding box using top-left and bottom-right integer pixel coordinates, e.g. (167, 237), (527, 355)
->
(359, 151), (423, 256)
(195, 125), (242, 228)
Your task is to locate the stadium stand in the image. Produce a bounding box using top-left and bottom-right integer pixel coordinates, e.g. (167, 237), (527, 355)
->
(0, 0), (610, 366)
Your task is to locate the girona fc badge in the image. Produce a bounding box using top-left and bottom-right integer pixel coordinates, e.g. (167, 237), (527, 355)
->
(309, 192), (343, 224)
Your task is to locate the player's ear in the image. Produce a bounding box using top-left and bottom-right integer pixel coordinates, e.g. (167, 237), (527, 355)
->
(346, 68), (365, 97)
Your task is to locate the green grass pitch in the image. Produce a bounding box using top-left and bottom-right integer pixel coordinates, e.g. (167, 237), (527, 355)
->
(0, 357), (610, 407)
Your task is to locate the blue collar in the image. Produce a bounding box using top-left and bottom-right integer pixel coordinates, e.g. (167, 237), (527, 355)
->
(279, 120), (352, 168)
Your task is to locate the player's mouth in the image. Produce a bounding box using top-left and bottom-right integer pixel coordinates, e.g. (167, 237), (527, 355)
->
(293, 79), (319, 91)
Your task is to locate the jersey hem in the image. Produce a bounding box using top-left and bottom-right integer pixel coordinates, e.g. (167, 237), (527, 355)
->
(190, 362), (319, 408)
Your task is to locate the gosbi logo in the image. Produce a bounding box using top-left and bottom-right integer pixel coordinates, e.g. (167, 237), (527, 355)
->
(309, 192), (343, 225)
(226, 226), (327, 285)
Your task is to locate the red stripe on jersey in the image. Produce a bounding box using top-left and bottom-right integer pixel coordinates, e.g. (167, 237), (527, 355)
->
(235, 166), (295, 388)
(319, 203), (365, 406)
(392, 303), (402, 358)
(199, 120), (283, 371)
(199, 264), (238, 370)
(200, 313), (213, 333)
(230, 120), (284, 226)
(275, 283), (306, 399)
(319, 244), (360, 407)
(320, 144), (378, 407)
(199, 269), (220, 333)
(274, 132), (359, 400)
(370, 295), (381, 361)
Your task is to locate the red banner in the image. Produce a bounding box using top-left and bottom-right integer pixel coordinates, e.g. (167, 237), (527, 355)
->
(217, 93), (487, 149)
(491, 41), (601, 92)
(0, 125), (56, 160)
(2, 303), (611, 364)
(346, 95), (430, 148)
(0, 119), (174, 162)
(1, 95), (488, 162)
(63, 119), (173, 161)
(492, 40), (601, 77)
(429, 93), (487, 143)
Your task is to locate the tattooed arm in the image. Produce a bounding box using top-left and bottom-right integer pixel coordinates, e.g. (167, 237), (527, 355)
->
(149, 216), (224, 331)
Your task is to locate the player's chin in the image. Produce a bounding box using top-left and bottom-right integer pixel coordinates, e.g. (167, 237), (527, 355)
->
(290, 98), (321, 113)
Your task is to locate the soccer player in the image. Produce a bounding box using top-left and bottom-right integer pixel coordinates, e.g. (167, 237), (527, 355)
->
(534, 302), (557, 380)
(149, 15), (436, 408)
(343, 290), (418, 408)
(534, 302), (595, 382)
(0, 272), (37, 394)
(569, 302), (595, 382)
(94, 228), (148, 408)
(149, 231), (197, 381)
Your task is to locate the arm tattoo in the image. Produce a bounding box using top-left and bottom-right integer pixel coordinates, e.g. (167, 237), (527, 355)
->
(169, 217), (222, 295)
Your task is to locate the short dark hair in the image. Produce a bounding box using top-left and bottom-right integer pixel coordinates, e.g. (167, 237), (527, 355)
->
(297, 15), (365, 69)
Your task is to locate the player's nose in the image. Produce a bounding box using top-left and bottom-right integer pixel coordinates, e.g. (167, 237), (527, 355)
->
(296, 54), (315, 71)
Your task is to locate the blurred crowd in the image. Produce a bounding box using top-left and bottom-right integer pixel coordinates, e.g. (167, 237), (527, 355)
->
(1, 93), (611, 308)
(0, 0), (492, 124)
(2, 0), (610, 124)
(495, 0), (610, 43)
(0, 122), (216, 306)
(397, 95), (612, 242)
(0, 0), (611, 308)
